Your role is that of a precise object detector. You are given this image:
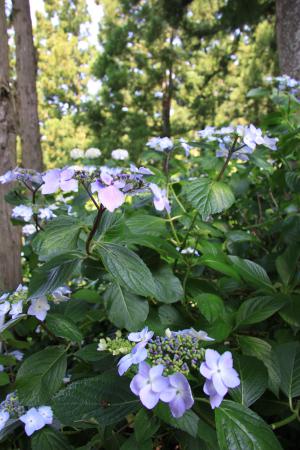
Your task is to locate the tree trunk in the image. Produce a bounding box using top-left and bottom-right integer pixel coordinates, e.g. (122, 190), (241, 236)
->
(276, 0), (300, 78)
(0, 0), (22, 290)
(13, 0), (43, 170)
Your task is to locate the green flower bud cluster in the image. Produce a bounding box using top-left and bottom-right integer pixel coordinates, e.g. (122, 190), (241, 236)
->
(97, 334), (133, 356)
(147, 335), (205, 376)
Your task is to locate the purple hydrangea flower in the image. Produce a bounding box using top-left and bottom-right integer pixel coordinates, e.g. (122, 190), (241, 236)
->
(200, 349), (240, 407)
(41, 168), (78, 194)
(128, 327), (154, 347)
(203, 379), (224, 409)
(91, 172), (125, 212)
(130, 362), (169, 409)
(9, 300), (23, 320)
(118, 344), (147, 376)
(160, 372), (194, 418)
(149, 183), (170, 213)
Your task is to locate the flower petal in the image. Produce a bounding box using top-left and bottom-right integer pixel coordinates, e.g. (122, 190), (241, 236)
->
(139, 385), (160, 409)
(98, 185), (125, 212)
(212, 372), (228, 397)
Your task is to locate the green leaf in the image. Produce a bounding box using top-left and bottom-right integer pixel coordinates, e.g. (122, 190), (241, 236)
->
(16, 346), (67, 405)
(276, 245), (300, 285)
(285, 172), (300, 192)
(126, 214), (167, 237)
(0, 372), (9, 386)
(0, 314), (26, 334)
(230, 356), (268, 407)
(46, 313), (83, 342)
(279, 295), (300, 327)
(184, 178), (235, 217)
(276, 342), (300, 400)
(238, 336), (281, 396)
(28, 252), (82, 298)
(75, 344), (108, 362)
(155, 403), (199, 438)
(200, 255), (240, 280)
(98, 243), (157, 298)
(31, 427), (73, 450)
(236, 295), (286, 327)
(195, 293), (224, 323)
(153, 265), (184, 304)
(247, 87), (270, 98)
(215, 400), (282, 450)
(104, 282), (149, 331)
(52, 372), (139, 426)
(134, 409), (160, 443)
(32, 216), (83, 260)
(228, 256), (274, 292)
(121, 435), (152, 450)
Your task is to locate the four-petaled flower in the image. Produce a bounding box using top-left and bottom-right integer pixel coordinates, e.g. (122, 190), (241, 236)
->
(128, 327), (154, 347)
(200, 349), (240, 408)
(27, 297), (50, 322)
(118, 344), (147, 376)
(91, 171), (125, 212)
(41, 168), (78, 194)
(130, 362), (169, 409)
(20, 408), (46, 436)
(149, 183), (170, 213)
(160, 372), (194, 418)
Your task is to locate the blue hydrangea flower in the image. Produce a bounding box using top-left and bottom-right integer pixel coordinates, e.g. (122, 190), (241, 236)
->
(128, 327), (154, 347)
(130, 362), (169, 409)
(200, 349), (240, 406)
(160, 372), (194, 418)
(118, 344), (147, 376)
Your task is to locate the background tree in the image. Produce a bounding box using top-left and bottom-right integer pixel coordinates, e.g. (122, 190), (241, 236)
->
(13, 0), (43, 171)
(34, 0), (93, 166)
(85, 0), (276, 158)
(276, 0), (300, 78)
(0, 0), (21, 289)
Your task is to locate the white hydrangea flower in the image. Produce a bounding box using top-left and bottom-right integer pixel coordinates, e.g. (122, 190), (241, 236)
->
(85, 147), (101, 159)
(70, 148), (84, 160)
(146, 137), (173, 152)
(111, 149), (129, 160)
(22, 224), (36, 236)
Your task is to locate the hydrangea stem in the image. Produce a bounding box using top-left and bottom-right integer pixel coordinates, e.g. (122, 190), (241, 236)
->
(86, 205), (105, 255)
(216, 135), (238, 181)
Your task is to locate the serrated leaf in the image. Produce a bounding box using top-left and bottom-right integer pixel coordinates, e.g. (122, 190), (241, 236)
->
(98, 243), (157, 298)
(279, 295), (300, 327)
(16, 346), (67, 405)
(215, 400), (282, 450)
(276, 244), (300, 286)
(285, 172), (300, 192)
(236, 295), (286, 327)
(155, 403), (199, 438)
(185, 178), (235, 217)
(230, 356), (268, 407)
(31, 427), (73, 450)
(238, 336), (281, 396)
(28, 252), (82, 298)
(153, 265), (184, 304)
(276, 342), (300, 400)
(52, 373), (139, 426)
(229, 256), (274, 293)
(200, 255), (240, 280)
(134, 409), (160, 443)
(32, 216), (83, 261)
(0, 372), (9, 386)
(46, 313), (83, 342)
(195, 293), (224, 323)
(103, 282), (149, 331)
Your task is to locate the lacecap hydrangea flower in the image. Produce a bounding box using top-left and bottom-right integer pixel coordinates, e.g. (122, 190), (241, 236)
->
(102, 326), (239, 417)
(147, 137), (173, 152)
(20, 405), (53, 436)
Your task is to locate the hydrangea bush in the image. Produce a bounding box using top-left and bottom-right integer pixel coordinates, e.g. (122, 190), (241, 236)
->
(0, 83), (300, 448)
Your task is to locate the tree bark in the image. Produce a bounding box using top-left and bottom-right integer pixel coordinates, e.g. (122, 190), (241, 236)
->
(0, 0), (22, 290)
(276, 0), (300, 78)
(13, 0), (43, 170)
